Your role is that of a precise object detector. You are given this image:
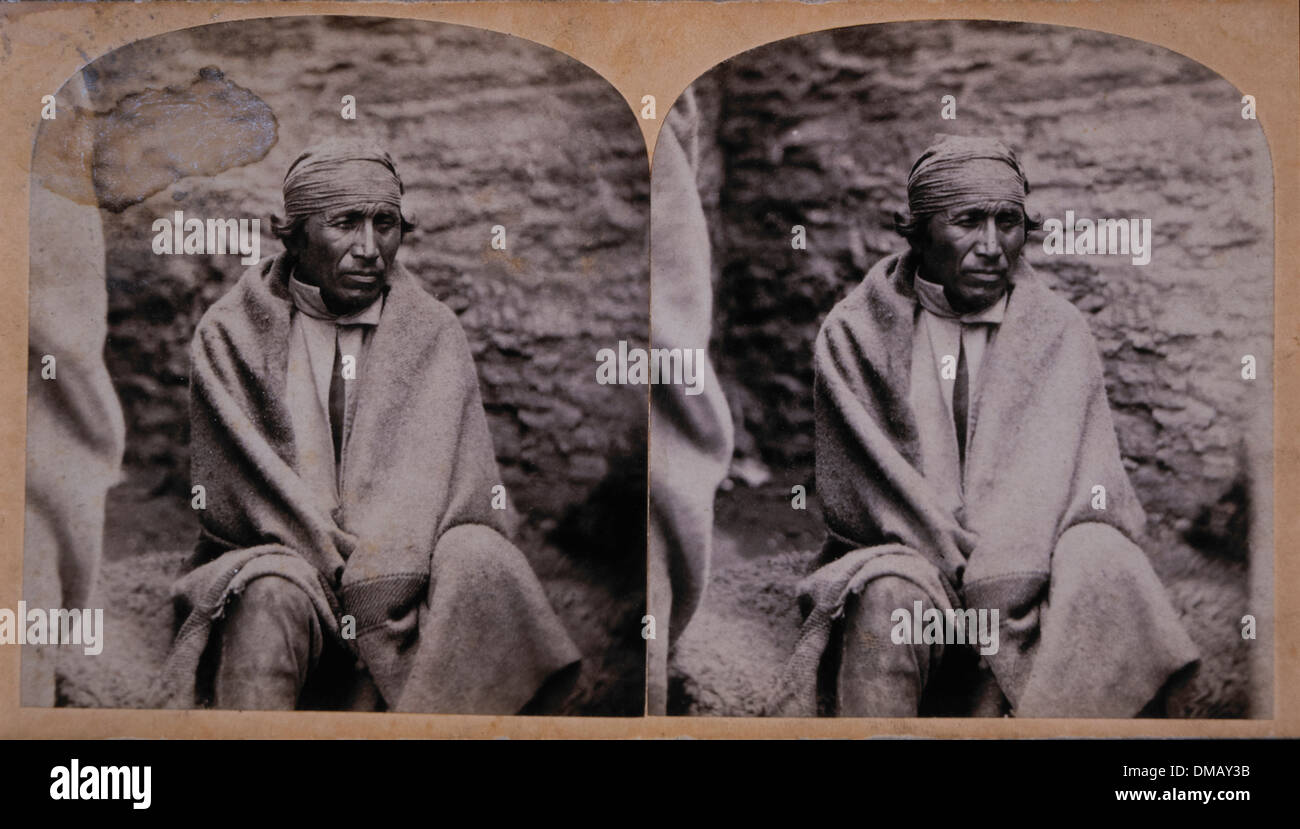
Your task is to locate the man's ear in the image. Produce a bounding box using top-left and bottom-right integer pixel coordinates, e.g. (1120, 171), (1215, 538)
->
(273, 214), (303, 257)
(894, 210), (923, 251)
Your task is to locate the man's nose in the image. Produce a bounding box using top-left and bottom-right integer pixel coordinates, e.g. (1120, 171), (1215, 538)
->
(352, 219), (379, 259)
(974, 217), (1001, 257)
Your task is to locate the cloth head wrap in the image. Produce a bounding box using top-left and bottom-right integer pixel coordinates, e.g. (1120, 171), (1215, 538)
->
(282, 139), (404, 221)
(906, 134), (1029, 216)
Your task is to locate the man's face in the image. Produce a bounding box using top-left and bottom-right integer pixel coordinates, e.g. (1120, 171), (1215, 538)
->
(915, 200), (1026, 313)
(292, 202), (402, 314)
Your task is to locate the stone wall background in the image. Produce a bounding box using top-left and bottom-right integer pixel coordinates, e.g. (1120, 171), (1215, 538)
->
(83, 16), (649, 528)
(686, 20), (1272, 550)
(32, 16), (650, 714)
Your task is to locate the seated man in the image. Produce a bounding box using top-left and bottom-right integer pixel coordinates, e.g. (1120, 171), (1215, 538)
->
(157, 139), (580, 713)
(770, 135), (1198, 718)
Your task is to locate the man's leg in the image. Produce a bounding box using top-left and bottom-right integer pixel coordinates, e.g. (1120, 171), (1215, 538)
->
(299, 638), (385, 712)
(213, 577), (323, 710)
(838, 575), (946, 717)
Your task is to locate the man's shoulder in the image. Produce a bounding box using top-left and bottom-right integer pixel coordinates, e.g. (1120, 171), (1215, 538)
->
(818, 282), (868, 340)
(818, 253), (908, 340)
(1013, 266), (1097, 340)
(193, 258), (278, 340)
(384, 267), (464, 339)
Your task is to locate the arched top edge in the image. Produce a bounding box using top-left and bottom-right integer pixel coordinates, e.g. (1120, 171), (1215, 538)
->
(38, 13), (647, 142)
(651, 16), (1275, 175)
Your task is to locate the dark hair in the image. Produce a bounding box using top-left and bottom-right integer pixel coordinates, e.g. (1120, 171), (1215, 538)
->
(269, 213), (308, 248)
(893, 204), (1043, 246)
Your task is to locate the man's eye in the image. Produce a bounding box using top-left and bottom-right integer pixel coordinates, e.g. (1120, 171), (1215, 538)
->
(952, 216), (980, 227)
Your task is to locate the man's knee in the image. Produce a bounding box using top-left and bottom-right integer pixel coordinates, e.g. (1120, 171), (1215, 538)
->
(843, 574), (941, 659)
(850, 574), (933, 626)
(863, 576), (935, 618)
(220, 576), (322, 670)
(432, 526), (532, 593)
(838, 575), (943, 717)
(234, 577), (317, 628)
(1052, 521), (1169, 613)
(214, 576), (322, 710)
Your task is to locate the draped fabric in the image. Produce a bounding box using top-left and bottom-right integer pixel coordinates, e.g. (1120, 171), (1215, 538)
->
(907, 134), (1029, 215)
(768, 251), (1198, 717)
(646, 91), (736, 714)
(282, 139), (404, 220)
(156, 253), (580, 713)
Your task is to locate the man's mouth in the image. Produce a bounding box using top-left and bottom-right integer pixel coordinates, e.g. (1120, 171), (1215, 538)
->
(343, 272), (382, 283)
(963, 269), (1005, 281)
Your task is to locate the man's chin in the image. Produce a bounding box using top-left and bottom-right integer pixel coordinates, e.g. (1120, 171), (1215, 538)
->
(322, 285), (383, 315)
(953, 282), (1007, 312)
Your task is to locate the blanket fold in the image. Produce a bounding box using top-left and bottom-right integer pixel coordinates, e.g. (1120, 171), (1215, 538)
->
(769, 252), (1198, 717)
(157, 253), (580, 713)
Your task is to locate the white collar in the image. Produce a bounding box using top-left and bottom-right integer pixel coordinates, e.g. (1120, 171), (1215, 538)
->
(914, 274), (1007, 324)
(288, 274), (384, 325)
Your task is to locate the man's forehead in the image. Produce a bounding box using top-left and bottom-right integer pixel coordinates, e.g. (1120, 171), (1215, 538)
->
(321, 202), (401, 219)
(944, 200), (1025, 217)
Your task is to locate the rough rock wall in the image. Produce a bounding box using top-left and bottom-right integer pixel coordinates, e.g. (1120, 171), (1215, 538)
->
(81, 16), (649, 524)
(695, 21), (1272, 545)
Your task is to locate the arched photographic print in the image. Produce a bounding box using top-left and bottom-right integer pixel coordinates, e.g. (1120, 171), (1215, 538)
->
(649, 20), (1272, 719)
(23, 16), (649, 716)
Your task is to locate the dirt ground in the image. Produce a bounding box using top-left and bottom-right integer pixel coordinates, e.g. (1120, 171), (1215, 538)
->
(668, 477), (1254, 718)
(57, 467), (645, 715)
(54, 455), (1255, 720)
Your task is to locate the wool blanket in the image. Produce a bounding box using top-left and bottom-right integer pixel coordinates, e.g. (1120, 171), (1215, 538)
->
(647, 89), (736, 714)
(769, 251), (1198, 717)
(24, 171), (124, 706)
(156, 253), (580, 713)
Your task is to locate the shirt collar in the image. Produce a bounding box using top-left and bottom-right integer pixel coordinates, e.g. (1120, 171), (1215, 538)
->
(289, 274), (384, 325)
(914, 274), (1008, 325)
